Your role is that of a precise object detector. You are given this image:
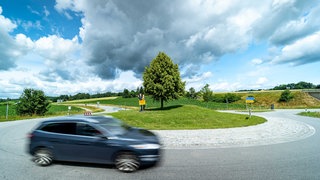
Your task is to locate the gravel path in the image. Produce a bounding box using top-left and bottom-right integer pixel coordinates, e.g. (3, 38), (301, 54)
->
(153, 110), (316, 149)
(89, 105), (317, 149)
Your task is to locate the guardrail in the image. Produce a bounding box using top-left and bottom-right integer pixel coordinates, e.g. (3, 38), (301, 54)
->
(302, 89), (320, 92)
(303, 89), (320, 100)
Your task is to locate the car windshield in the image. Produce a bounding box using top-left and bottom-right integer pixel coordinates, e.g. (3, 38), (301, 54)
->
(97, 117), (131, 136)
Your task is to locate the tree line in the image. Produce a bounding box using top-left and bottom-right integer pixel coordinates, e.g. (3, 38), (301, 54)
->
(272, 81), (320, 90)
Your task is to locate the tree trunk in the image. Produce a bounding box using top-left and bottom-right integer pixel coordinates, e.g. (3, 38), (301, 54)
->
(161, 98), (164, 109)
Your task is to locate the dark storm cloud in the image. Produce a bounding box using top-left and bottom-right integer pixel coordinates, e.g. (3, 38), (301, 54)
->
(76, 0), (247, 79)
(55, 0), (320, 79)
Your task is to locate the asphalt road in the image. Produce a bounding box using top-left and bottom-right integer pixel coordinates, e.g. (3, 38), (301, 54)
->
(1, 110), (320, 180)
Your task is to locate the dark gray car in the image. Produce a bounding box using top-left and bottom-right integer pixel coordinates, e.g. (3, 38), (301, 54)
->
(28, 116), (161, 172)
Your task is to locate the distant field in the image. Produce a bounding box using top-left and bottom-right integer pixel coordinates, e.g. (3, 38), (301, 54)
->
(64, 90), (320, 110)
(65, 97), (117, 103)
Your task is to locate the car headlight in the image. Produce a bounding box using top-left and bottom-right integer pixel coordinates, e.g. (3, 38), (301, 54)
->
(130, 144), (161, 149)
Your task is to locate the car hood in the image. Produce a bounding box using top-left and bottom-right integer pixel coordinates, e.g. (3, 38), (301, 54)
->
(118, 128), (159, 144)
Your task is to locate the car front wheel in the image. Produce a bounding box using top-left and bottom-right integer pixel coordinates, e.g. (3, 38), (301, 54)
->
(33, 148), (53, 166)
(115, 152), (140, 172)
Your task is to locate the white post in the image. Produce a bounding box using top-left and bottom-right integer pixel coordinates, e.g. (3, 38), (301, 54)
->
(6, 102), (9, 120)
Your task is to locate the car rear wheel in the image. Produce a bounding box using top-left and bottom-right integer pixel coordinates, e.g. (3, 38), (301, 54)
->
(33, 148), (53, 166)
(115, 152), (140, 172)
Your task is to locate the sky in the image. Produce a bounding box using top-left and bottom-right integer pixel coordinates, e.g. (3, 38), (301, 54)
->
(1, 0), (320, 99)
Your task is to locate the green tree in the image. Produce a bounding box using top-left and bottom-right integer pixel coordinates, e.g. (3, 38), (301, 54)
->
(122, 88), (130, 98)
(279, 90), (294, 102)
(143, 52), (185, 108)
(16, 88), (50, 116)
(201, 84), (213, 102)
(186, 87), (198, 99)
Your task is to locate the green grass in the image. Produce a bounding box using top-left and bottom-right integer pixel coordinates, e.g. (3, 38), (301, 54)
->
(0, 103), (83, 122)
(65, 96), (247, 110)
(109, 105), (266, 130)
(298, 111), (320, 118)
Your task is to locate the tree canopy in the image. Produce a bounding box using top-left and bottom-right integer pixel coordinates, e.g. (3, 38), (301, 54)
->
(278, 89), (294, 102)
(143, 52), (185, 108)
(16, 88), (50, 116)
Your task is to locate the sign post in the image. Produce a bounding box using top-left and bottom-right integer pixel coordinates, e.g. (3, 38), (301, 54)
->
(68, 106), (71, 115)
(6, 102), (9, 120)
(245, 96), (255, 118)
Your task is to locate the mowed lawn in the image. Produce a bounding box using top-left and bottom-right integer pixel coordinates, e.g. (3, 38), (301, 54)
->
(109, 105), (266, 130)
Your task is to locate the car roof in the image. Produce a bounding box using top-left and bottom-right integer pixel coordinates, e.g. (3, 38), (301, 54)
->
(39, 115), (115, 124)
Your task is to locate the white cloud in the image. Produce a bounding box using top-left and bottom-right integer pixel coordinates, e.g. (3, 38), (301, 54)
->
(211, 81), (242, 92)
(2, 0), (320, 98)
(256, 77), (268, 85)
(271, 31), (320, 65)
(251, 58), (263, 65)
(184, 72), (213, 83)
(34, 35), (80, 61)
(0, 7), (17, 32)
(15, 34), (34, 51)
(43, 6), (50, 17)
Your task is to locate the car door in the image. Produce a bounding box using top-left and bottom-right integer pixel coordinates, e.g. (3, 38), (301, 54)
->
(39, 122), (80, 161)
(71, 122), (116, 164)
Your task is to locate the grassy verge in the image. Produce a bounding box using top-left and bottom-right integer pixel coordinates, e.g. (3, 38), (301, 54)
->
(109, 105), (266, 130)
(0, 104), (84, 122)
(65, 97), (247, 110)
(298, 111), (320, 118)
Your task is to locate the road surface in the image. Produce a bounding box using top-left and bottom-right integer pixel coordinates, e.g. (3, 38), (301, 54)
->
(0, 109), (319, 179)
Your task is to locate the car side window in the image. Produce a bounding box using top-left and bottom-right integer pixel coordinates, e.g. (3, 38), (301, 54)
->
(76, 123), (101, 136)
(40, 123), (76, 135)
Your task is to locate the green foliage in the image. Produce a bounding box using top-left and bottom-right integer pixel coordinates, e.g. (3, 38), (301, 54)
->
(71, 93), (90, 100)
(122, 89), (137, 98)
(186, 87), (198, 99)
(15, 89), (50, 116)
(278, 90), (294, 102)
(143, 52), (185, 108)
(199, 84), (241, 103)
(273, 81), (317, 90)
(201, 84), (213, 102)
(222, 93), (242, 103)
(137, 86), (144, 94)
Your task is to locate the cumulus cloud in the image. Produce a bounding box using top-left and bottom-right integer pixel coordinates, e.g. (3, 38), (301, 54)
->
(2, 0), (320, 97)
(34, 35), (80, 62)
(256, 77), (268, 85)
(250, 0), (320, 66)
(269, 3), (320, 45)
(54, 0), (266, 80)
(0, 7), (21, 70)
(251, 58), (263, 65)
(271, 31), (320, 65)
(52, 0), (320, 81)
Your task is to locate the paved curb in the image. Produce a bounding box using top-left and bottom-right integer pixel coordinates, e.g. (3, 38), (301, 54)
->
(153, 111), (316, 149)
